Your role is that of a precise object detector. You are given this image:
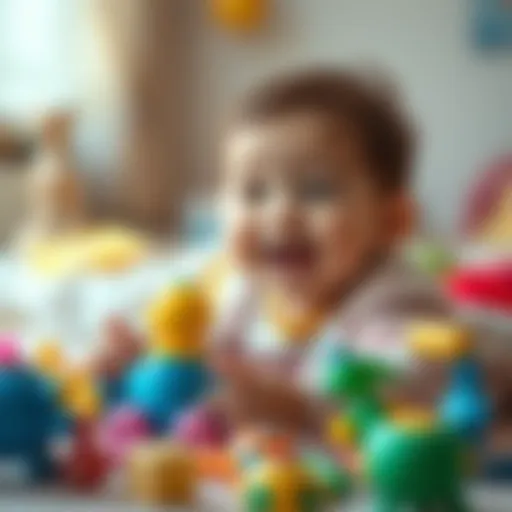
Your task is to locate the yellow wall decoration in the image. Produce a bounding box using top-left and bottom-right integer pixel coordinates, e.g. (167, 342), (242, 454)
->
(211, 0), (268, 34)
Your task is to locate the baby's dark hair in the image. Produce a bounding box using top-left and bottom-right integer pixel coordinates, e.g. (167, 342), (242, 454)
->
(231, 68), (416, 192)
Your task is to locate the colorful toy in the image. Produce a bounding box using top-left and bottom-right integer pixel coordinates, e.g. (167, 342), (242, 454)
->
(62, 419), (108, 491)
(236, 428), (350, 510)
(98, 406), (151, 466)
(127, 440), (197, 506)
(103, 282), (211, 435)
(0, 335), (22, 365)
(323, 352), (470, 512)
(409, 322), (492, 444)
(0, 337), (58, 482)
(195, 447), (239, 483)
(241, 435), (323, 512)
(447, 260), (512, 315)
(407, 240), (457, 278)
(174, 403), (230, 448)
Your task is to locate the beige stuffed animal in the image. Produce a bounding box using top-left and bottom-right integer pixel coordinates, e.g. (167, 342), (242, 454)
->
(17, 111), (86, 250)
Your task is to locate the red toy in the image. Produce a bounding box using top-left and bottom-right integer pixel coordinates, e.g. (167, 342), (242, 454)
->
(447, 260), (512, 314)
(63, 419), (108, 491)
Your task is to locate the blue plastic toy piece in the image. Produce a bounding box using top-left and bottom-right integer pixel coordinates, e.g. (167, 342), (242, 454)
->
(440, 356), (491, 444)
(126, 355), (209, 434)
(0, 365), (57, 481)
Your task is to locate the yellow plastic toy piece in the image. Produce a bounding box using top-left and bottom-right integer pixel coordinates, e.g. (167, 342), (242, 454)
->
(408, 321), (473, 361)
(128, 441), (197, 506)
(33, 341), (65, 379)
(147, 282), (211, 358)
(391, 407), (437, 432)
(242, 459), (317, 512)
(61, 367), (102, 420)
(211, 0), (268, 34)
(327, 415), (357, 447)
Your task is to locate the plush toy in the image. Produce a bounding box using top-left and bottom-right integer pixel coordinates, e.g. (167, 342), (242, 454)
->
(0, 336), (58, 481)
(101, 282), (211, 437)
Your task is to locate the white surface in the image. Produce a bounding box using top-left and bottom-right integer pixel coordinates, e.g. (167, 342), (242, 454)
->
(0, 484), (511, 512)
(188, 0), (512, 234)
(0, 247), (215, 357)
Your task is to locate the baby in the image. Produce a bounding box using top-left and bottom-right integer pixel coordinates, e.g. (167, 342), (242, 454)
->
(208, 69), (450, 433)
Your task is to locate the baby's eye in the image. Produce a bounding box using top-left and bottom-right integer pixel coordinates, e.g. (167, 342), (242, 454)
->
(297, 177), (338, 202)
(242, 180), (270, 205)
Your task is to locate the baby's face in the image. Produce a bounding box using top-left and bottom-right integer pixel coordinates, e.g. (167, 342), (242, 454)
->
(222, 113), (402, 304)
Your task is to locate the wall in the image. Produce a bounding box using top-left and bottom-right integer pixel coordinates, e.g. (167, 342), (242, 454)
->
(189, 0), (512, 234)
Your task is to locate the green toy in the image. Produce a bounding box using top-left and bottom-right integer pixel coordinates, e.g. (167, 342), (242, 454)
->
(239, 430), (351, 512)
(324, 353), (470, 512)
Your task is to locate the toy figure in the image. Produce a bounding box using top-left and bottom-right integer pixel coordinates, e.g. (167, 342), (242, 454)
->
(63, 419), (108, 491)
(241, 433), (322, 512)
(0, 337), (57, 481)
(127, 440), (197, 506)
(17, 111), (86, 252)
(238, 428), (350, 511)
(409, 322), (492, 445)
(99, 406), (151, 466)
(102, 282), (211, 435)
(174, 401), (230, 448)
(324, 352), (470, 512)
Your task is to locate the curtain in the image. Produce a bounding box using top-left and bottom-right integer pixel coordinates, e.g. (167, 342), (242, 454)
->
(92, 0), (190, 233)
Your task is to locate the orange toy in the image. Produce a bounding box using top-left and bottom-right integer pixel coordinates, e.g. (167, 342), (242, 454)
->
(195, 448), (238, 484)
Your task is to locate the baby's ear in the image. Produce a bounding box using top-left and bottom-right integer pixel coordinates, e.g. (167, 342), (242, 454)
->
(385, 191), (417, 242)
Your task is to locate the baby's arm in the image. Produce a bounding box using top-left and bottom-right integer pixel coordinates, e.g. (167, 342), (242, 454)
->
(211, 349), (326, 436)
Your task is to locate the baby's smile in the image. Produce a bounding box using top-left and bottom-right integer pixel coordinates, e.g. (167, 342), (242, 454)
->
(260, 238), (316, 274)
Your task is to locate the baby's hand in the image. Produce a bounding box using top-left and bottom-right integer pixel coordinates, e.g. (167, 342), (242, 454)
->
(211, 350), (319, 433)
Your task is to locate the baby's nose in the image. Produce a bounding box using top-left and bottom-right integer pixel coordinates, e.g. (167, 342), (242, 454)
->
(262, 194), (302, 231)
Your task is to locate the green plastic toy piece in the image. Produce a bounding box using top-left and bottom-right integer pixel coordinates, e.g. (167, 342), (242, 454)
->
(323, 353), (470, 512)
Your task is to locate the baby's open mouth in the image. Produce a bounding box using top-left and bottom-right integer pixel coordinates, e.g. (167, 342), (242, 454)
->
(261, 240), (315, 271)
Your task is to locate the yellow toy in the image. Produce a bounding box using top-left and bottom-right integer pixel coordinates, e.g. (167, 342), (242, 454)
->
(211, 0), (269, 34)
(240, 433), (323, 512)
(127, 441), (197, 506)
(146, 281), (211, 358)
(408, 321), (472, 360)
(33, 340), (65, 379)
(32, 341), (102, 420)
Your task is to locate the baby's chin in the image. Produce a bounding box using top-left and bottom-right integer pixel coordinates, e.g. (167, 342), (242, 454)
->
(259, 267), (325, 301)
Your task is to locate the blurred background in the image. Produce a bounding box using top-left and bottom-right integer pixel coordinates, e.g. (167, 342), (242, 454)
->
(0, 0), (510, 362)
(0, 0), (510, 239)
(0, 0), (509, 508)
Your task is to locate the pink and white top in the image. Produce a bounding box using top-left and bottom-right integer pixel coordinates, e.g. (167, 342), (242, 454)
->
(212, 258), (451, 395)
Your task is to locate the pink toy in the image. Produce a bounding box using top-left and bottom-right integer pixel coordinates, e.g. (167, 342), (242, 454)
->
(99, 406), (151, 466)
(462, 154), (512, 236)
(0, 335), (22, 366)
(174, 405), (230, 448)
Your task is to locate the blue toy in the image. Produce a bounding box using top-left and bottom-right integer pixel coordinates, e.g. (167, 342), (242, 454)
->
(409, 322), (492, 447)
(105, 282), (212, 435)
(127, 355), (209, 433)
(0, 357), (57, 482)
(440, 356), (491, 445)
